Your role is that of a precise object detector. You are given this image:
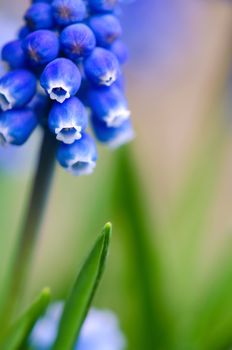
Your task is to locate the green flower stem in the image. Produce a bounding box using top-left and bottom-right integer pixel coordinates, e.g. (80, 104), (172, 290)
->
(2, 129), (57, 325)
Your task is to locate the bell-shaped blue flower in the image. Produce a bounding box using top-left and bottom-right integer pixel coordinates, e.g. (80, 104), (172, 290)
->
(48, 97), (88, 144)
(84, 47), (120, 86)
(92, 117), (134, 148)
(0, 108), (37, 145)
(40, 58), (81, 103)
(88, 14), (122, 47)
(87, 85), (130, 127)
(88, 0), (118, 13)
(52, 0), (87, 27)
(2, 40), (27, 69)
(22, 30), (60, 66)
(0, 69), (37, 111)
(60, 23), (96, 60)
(24, 3), (54, 30)
(109, 40), (128, 65)
(57, 133), (97, 176)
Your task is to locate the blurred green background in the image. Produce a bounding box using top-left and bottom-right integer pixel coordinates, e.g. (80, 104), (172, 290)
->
(1, 1), (232, 349)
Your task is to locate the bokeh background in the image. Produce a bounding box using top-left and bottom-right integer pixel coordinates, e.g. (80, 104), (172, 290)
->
(1, 1), (232, 349)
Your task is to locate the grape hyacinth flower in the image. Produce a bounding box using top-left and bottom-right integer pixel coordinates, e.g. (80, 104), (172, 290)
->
(30, 303), (126, 350)
(0, 0), (134, 176)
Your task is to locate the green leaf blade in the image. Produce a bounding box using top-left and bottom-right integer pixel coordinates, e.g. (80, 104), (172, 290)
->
(0, 287), (51, 350)
(52, 222), (112, 350)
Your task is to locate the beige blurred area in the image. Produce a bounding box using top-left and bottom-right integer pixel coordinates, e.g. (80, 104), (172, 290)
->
(1, 0), (232, 293)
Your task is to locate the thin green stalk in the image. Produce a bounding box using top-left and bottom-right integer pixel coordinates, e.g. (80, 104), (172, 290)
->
(1, 129), (57, 326)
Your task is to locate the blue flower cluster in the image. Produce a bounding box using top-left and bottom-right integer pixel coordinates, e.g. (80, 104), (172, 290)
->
(30, 303), (126, 350)
(0, 0), (134, 176)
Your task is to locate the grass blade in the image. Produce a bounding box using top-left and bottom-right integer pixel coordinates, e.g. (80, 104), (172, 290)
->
(0, 287), (51, 350)
(52, 223), (112, 350)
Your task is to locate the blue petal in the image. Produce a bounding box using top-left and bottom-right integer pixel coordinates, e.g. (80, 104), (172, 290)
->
(0, 108), (38, 145)
(60, 23), (96, 60)
(88, 14), (122, 48)
(24, 3), (54, 30)
(57, 133), (97, 176)
(84, 47), (120, 86)
(52, 0), (87, 26)
(109, 40), (128, 65)
(48, 96), (88, 144)
(22, 30), (60, 66)
(87, 85), (130, 127)
(92, 117), (134, 148)
(2, 40), (27, 69)
(0, 69), (37, 110)
(40, 58), (81, 103)
(88, 0), (119, 13)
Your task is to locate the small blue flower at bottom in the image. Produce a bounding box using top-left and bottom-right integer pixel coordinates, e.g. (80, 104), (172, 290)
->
(40, 58), (81, 103)
(0, 108), (37, 145)
(57, 133), (97, 175)
(48, 97), (88, 144)
(0, 69), (37, 111)
(29, 303), (126, 350)
(92, 117), (135, 148)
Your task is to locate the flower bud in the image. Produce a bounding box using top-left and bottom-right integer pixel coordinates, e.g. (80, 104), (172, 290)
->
(88, 14), (122, 47)
(2, 40), (27, 69)
(84, 47), (120, 86)
(52, 0), (87, 26)
(92, 117), (134, 148)
(87, 85), (130, 127)
(109, 40), (128, 65)
(48, 96), (88, 144)
(24, 3), (54, 30)
(60, 23), (96, 60)
(88, 0), (118, 13)
(0, 70), (37, 111)
(0, 108), (37, 145)
(22, 30), (60, 66)
(40, 58), (81, 103)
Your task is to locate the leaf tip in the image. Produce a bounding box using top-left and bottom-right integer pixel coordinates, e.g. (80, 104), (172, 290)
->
(41, 287), (51, 301)
(103, 222), (112, 238)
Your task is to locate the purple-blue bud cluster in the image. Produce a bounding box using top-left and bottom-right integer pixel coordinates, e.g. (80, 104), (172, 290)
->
(0, 0), (134, 176)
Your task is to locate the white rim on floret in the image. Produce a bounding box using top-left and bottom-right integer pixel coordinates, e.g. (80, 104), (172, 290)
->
(104, 107), (131, 127)
(47, 82), (71, 103)
(55, 124), (82, 144)
(0, 87), (15, 111)
(100, 70), (117, 86)
(108, 127), (135, 149)
(0, 126), (13, 145)
(67, 157), (96, 176)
